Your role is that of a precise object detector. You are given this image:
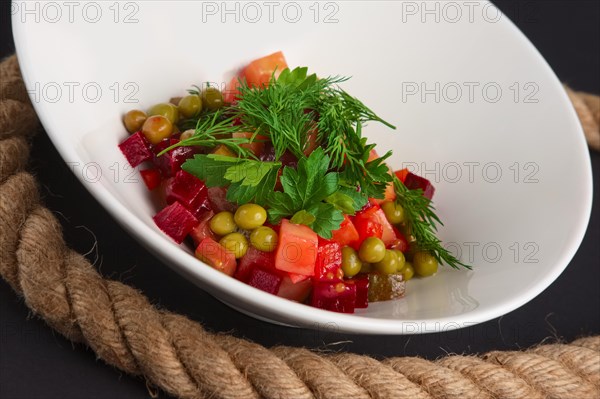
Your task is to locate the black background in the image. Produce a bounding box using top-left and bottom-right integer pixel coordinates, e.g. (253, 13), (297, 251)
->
(1, 1), (599, 398)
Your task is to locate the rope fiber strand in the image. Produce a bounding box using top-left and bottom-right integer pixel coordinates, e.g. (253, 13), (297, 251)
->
(1, 54), (599, 399)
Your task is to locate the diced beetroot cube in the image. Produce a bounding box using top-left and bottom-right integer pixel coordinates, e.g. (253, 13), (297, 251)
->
(314, 238), (343, 282)
(277, 276), (312, 302)
(388, 227), (410, 253)
(153, 138), (171, 154)
(235, 246), (276, 282)
(153, 201), (198, 244)
(165, 170), (210, 218)
(195, 238), (236, 276)
(260, 144), (298, 167)
(207, 187), (237, 212)
(189, 210), (216, 246)
(139, 168), (161, 191)
(247, 267), (283, 294)
(347, 274), (369, 308)
(118, 132), (152, 167)
(311, 281), (357, 313)
(404, 172), (435, 200)
(153, 138), (196, 178)
(264, 223), (280, 234)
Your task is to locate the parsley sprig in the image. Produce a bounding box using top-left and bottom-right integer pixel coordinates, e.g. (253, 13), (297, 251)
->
(267, 148), (344, 238)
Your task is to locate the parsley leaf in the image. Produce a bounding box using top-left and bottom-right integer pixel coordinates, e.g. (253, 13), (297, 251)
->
(290, 210), (317, 225)
(267, 148), (343, 237)
(305, 202), (344, 239)
(325, 185), (368, 215)
(277, 67), (318, 90)
(181, 154), (238, 187)
(182, 154), (280, 206)
(279, 147), (338, 208)
(224, 161), (277, 186)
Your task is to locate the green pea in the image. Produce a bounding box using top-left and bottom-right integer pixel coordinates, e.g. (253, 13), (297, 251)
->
(209, 211), (237, 236)
(141, 115), (173, 145)
(250, 226), (278, 252)
(358, 237), (386, 263)
(413, 251), (438, 277)
(123, 109), (147, 133)
(360, 262), (373, 273)
(402, 261), (415, 281)
(178, 95), (202, 118)
(341, 246), (362, 278)
(381, 201), (405, 224)
(202, 87), (224, 111)
(148, 103), (179, 124)
(390, 249), (406, 272)
(373, 250), (399, 274)
(219, 233), (248, 259)
(179, 129), (195, 141)
(234, 203), (267, 230)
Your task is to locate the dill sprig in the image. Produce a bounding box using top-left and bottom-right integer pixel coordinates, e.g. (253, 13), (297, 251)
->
(158, 111), (257, 159)
(233, 81), (314, 160)
(231, 70), (396, 198)
(393, 175), (471, 270)
(232, 74), (347, 160)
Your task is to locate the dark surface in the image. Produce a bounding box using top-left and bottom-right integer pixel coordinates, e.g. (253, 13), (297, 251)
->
(1, 1), (599, 398)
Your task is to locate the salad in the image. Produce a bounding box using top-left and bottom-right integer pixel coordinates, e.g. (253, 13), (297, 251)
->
(118, 52), (468, 314)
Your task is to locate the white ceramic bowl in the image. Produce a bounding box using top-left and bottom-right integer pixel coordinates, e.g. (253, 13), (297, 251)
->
(13, 1), (592, 334)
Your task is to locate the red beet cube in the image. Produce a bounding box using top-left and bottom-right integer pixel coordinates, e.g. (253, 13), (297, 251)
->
(347, 274), (369, 308)
(165, 170), (210, 218)
(139, 168), (161, 191)
(247, 268), (283, 294)
(207, 187), (237, 212)
(388, 227), (410, 253)
(310, 281), (357, 313)
(404, 172), (435, 200)
(153, 201), (198, 244)
(118, 132), (152, 167)
(153, 138), (196, 178)
(314, 238), (343, 282)
(235, 247), (275, 282)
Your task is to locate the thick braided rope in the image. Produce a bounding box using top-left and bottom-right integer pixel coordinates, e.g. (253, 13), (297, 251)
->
(1, 54), (599, 399)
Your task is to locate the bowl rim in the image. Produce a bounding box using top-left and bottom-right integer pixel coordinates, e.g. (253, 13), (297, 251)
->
(12, 1), (593, 335)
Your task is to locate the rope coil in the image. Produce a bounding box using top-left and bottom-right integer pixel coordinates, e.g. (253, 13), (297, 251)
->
(1, 55), (599, 399)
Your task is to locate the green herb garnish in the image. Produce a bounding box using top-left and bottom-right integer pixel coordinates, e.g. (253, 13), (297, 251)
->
(182, 154), (280, 206)
(393, 175), (471, 270)
(174, 67), (468, 269)
(268, 148), (344, 238)
(159, 111), (257, 159)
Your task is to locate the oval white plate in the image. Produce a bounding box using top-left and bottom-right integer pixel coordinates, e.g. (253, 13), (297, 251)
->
(13, 1), (592, 334)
